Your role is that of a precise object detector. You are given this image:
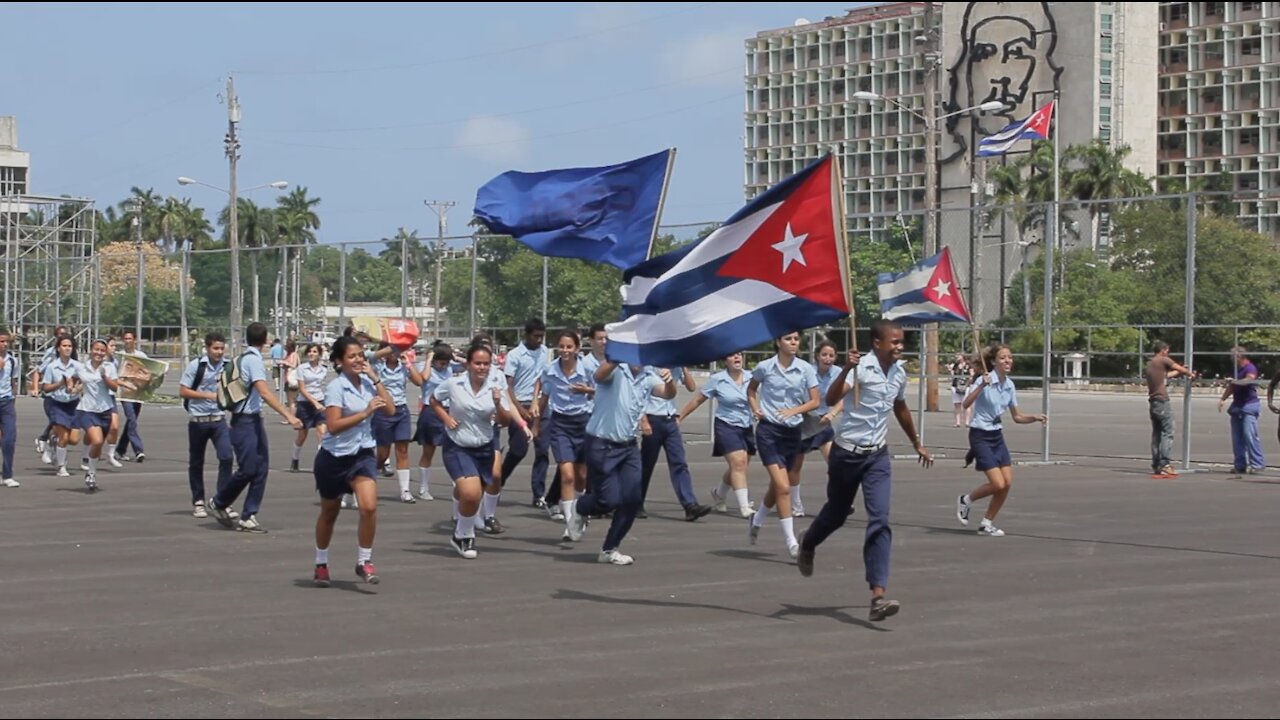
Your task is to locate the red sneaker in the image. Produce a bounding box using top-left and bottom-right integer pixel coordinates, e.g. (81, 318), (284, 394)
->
(313, 564), (331, 588)
(356, 561), (379, 585)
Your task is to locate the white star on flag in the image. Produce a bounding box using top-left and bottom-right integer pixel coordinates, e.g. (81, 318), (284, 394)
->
(932, 279), (952, 298)
(771, 223), (809, 272)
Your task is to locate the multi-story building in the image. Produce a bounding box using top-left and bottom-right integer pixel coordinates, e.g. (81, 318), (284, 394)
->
(743, 2), (1158, 321)
(0, 116), (30, 198)
(1158, 1), (1280, 235)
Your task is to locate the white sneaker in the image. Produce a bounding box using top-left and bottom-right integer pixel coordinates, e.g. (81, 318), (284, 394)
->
(42, 447), (53, 465)
(956, 495), (970, 526)
(400, 490), (416, 504)
(417, 488), (434, 501)
(709, 486), (727, 513)
(787, 543), (800, 559)
(108, 452), (123, 469)
(35, 438), (45, 455)
(193, 502), (208, 519)
(84, 471), (97, 492)
(340, 495), (351, 509)
(739, 505), (755, 519)
(598, 550), (634, 565)
(2, 478), (18, 488)
(793, 503), (806, 518)
(978, 522), (1005, 537)
(56, 465), (70, 477)
(567, 511), (587, 542)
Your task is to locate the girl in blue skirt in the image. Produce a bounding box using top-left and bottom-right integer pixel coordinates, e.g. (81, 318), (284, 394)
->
(73, 339), (118, 492)
(678, 352), (755, 518)
(956, 344), (1048, 536)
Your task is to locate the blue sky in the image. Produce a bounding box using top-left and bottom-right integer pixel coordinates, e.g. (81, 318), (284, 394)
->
(5, 2), (856, 250)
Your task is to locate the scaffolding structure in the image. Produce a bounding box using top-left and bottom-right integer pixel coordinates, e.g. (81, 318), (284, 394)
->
(0, 194), (99, 356)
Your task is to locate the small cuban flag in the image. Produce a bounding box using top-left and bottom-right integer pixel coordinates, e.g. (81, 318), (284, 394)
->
(876, 247), (972, 325)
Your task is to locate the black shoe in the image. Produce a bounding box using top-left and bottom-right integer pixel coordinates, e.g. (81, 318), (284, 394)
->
(869, 597), (900, 622)
(290, 458), (299, 472)
(797, 531), (814, 577)
(483, 516), (505, 535)
(683, 503), (713, 522)
(636, 508), (648, 519)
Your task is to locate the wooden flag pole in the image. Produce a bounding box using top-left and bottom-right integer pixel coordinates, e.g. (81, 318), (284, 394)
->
(973, 324), (988, 376)
(830, 154), (860, 405)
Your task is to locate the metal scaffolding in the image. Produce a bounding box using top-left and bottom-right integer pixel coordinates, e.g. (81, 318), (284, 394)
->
(0, 194), (98, 354)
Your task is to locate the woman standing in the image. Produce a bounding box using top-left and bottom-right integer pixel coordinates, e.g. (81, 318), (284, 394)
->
(73, 339), (118, 492)
(747, 332), (820, 558)
(312, 336), (395, 587)
(677, 352), (755, 518)
(955, 344), (1048, 537)
(40, 335), (83, 478)
(412, 345), (456, 501)
(290, 344), (330, 473)
(431, 344), (516, 559)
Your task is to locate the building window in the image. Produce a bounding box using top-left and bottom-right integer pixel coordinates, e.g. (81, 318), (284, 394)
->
(1100, 59), (1113, 77)
(1100, 126), (1112, 142)
(1241, 129), (1259, 147)
(1101, 35), (1112, 54)
(1101, 14), (1113, 31)
(1099, 105), (1112, 123)
(1100, 81), (1112, 99)
(1243, 38), (1261, 56)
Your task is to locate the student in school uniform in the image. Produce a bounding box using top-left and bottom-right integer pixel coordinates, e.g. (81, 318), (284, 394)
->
(0, 328), (20, 488)
(72, 339), (119, 492)
(40, 334), (83, 478)
(535, 329), (595, 540)
(178, 332), (236, 519)
(677, 352), (756, 519)
(290, 344), (331, 473)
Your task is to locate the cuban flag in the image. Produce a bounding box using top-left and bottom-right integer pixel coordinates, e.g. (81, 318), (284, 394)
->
(605, 155), (852, 367)
(976, 100), (1055, 157)
(876, 247), (972, 325)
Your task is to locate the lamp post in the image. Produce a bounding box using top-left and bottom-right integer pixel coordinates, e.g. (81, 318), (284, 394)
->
(176, 177), (287, 348)
(852, 91), (1005, 413)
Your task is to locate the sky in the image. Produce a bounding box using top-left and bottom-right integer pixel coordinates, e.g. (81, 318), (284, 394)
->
(4, 2), (858, 251)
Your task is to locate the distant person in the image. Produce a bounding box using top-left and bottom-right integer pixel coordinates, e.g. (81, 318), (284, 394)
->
(1143, 342), (1195, 478)
(1219, 346), (1264, 474)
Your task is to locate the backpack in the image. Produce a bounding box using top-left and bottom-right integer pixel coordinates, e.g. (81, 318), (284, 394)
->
(216, 352), (253, 413)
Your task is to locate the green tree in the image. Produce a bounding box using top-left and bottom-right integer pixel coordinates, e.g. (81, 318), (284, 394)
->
(100, 286), (207, 336)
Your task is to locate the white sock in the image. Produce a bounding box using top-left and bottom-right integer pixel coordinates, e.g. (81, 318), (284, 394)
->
(962, 494), (972, 505)
(452, 497), (460, 521)
(752, 503), (769, 527)
(56, 447), (67, 467)
(560, 499), (574, 524)
(482, 491), (499, 520)
(734, 487), (750, 510)
(397, 468), (410, 495)
(458, 513), (477, 539)
(418, 466), (431, 492)
(980, 517), (992, 527)
(781, 516), (797, 548)
(315, 547), (329, 565)
(790, 486), (802, 508)
(292, 446), (302, 461)
(717, 480), (732, 500)
(357, 546), (372, 564)
(88, 458), (98, 473)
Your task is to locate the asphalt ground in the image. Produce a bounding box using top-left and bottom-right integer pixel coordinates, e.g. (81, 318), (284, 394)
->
(0, 392), (1277, 718)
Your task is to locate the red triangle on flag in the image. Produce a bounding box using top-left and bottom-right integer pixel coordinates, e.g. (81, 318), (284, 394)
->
(922, 247), (971, 322)
(716, 157), (848, 312)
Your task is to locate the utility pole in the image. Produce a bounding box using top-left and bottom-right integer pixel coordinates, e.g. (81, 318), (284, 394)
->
(225, 74), (242, 349)
(129, 200), (144, 341)
(424, 200), (455, 340)
(922, 2), (941, 412)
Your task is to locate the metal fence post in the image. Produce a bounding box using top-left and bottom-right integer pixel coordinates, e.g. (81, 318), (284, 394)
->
(1181, 193), (1197, 471)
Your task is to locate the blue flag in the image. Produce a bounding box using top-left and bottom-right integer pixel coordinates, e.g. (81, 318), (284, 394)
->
(472, 149), (674, 270)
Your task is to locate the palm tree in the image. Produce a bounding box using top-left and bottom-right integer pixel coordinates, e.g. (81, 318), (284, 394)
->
(1064, 141), (1151, 246)
(380, 228), (431, 303)
(120, 187), (164, 244)
(217, 198), (275, 321)
(276, 187), (321, 243)
(170, 200), (213, 364)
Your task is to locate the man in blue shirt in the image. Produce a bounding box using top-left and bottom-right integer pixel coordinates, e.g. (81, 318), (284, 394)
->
(208, 323), (303, 533)
(179, 332), (235, 519)
(502, 319), (554, 503)
(796, 319), (933, 622)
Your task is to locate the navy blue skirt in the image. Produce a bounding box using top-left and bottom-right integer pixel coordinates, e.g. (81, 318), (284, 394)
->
(49, 399), (79, 428)
(372, 404), (412, 445)
(801, 424), (835, 453)
(549, 412), (589, 465)
(296, 401), (325, 429)
(755, 419), (802, 469)
(966, 427), (1012, 471)
(75, 409), (113, 433)
(413, 409), (447, 447)
(712, 418), (756, 457)
(314, 447), (378, 500)
(443, 436), (495, 485)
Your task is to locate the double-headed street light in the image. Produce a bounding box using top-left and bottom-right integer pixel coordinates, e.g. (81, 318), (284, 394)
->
(176, 176), (288, 349)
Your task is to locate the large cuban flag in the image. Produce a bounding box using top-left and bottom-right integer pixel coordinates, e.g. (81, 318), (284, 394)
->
(977, 100), (1055, 157)
(876, 246), (972, 324)
(604, 155), (852, 367)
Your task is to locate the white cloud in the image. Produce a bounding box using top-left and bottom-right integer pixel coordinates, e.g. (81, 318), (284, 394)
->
(455, 116), (532, 165)
(660, 30), (749, 88)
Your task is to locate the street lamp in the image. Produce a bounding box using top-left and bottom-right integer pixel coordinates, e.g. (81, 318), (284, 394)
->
(176, 176), (288, 349)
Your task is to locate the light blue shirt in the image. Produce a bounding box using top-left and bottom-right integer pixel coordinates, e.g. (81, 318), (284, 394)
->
(434, 375), (499, 448)
(320, 374), (379, 456)
(813, 364), (842, 415)
(541, 359), (594, 416)
(371, 356), (409, 408)
(751, 356), (818, 428)
(76, 360), (118, 414)
(969, 371), (1019, 432)
(296, 362), (328, 404)
(238, 347), (269, 415)
(834, 354), (909, 449)
(580, 353), (605, 411)
(270, 344), (284, 362)
(644, 366), (684, 416)
(700, 370), (753, 428)
(0, 354), (17, 400)
(505, 342), (551, 403)
(415, 363), (453, 409)
(38, 346), (58, 375)
(180, 356), (226, 417)
(588, 364), (663, 444)
(44, 358), (83, 403)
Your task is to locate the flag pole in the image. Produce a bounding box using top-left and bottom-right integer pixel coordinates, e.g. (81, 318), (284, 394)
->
(645, 148), (678, 261)
(830, 154), (861, 408)
(1040, 95), (1059, 462)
